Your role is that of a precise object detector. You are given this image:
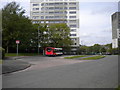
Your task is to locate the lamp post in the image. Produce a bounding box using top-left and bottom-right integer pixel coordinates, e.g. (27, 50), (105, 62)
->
(38, 26), (40, 55)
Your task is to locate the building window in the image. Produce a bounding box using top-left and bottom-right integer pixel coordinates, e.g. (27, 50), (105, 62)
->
(70, 34), (76, 36)
(45, 16), (54, 19)
(55, 16), (59, 18)
(41, 16), (44, 19)
(33, 4), (39, 6)
(32, 21), (39, 24)
(64, 11), (67, 14)
(41, 3), (44, 6)
(33, 8), (39, 10)
(48, 3), (54, 5)
(69, 3), (76, 5)
(32, 21), (36, 24)
(54, 11), (63, 14)
(70, 25), (77, 28)
(64, 7), (67, 9)
(71, 38), (77, 41)
(71, 29), (76, 32)
(69, 7), (76, 10)
(49, 21), (55, 23)
(69, 20), (77, 23)
(32, 12), (39, 15)
(41, 21), (44, 23)
(49, 7), (54, 10)
(54, 21), (61, 23)
(69, 11), (76, 14)
(54, 3), (63, 5)
(65, 16), (67, 19)
(46, 21), (49, 23)
(49, 12), (54, 14)
(55, 7), (63, 10)
(32, 16), (39, 19)
(64, 2), (68, 5)
(69, 16), (76, 18)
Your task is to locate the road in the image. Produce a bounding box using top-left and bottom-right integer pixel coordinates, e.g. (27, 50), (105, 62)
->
(2, 55), (118, 88)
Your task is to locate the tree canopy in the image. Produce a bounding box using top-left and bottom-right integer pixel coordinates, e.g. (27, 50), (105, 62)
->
(33, 23), (73, 49)
(2, 2), (34, 52)
(2, 2), (72, 53)
(48, 23), (72, 48)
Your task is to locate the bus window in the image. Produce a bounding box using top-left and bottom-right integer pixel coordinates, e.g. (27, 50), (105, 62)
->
(47, 48), (52, 52)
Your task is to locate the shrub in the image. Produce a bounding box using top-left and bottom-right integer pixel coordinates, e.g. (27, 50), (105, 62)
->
(0, 47), (5, 59)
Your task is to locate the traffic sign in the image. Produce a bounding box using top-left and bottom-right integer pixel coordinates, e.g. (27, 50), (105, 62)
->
(16, 40), (20, 44)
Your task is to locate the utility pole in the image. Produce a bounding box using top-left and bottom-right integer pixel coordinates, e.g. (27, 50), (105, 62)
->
(38, 26), (40, 55)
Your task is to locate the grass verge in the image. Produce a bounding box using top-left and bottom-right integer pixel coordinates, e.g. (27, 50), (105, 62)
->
(64, 55), (88, 59)
(0, 60), (2, 64)
(116, 85), (120, 90)
(82, 55), (106, 60)
(5, 53), (40, 57)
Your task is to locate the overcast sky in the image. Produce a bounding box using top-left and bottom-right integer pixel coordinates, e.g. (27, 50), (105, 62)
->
(0, 0), (119, 46)
(79, 2), (118, 46)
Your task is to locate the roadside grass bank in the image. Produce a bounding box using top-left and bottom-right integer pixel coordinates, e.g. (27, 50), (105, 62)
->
(116, 85), (120, 90)
(5, 53), (41, 57)
(64, 55), (89, 59)
(0, 60), (2, 64)
(64, 55), (106, 60)
(82, 55), (106, 60)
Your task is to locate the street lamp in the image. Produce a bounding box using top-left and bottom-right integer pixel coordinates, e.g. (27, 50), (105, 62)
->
(38, 26), (40, 54)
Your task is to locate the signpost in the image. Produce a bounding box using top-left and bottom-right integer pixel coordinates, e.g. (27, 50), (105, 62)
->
(16, 40), (20, 56)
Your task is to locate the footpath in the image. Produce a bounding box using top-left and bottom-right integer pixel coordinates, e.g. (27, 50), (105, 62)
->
(1, 56), (31, 74)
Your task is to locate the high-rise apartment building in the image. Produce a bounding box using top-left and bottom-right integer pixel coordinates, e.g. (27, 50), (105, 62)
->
(111, 12), (120, 48)
(30, 0), (79, 51)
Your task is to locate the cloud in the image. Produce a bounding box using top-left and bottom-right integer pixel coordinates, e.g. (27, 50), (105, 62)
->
(1, 1), (118, 46)
(79, 2), (117, 46)
(0, 0), (30, 17)
(79, 0), (119, 2)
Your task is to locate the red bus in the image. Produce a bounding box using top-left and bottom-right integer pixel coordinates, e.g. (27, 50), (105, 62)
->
(45, 47), (63, 56)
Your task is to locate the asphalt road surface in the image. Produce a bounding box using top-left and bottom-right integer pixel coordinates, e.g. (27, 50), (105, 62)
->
(2, 55), (118, 88)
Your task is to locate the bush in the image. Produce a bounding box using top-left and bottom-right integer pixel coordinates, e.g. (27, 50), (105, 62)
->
(0, 47), (5, 59)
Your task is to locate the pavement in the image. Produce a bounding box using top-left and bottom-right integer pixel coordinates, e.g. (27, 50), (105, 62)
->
(1, 56), (31, 74)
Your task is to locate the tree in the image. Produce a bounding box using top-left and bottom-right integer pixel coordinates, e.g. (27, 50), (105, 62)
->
(48, 23), (72, 48)
(92, 44), (101, 54)
(79, 45), (89, 55)
(32, 24), (49, 51)
(99, 47), (106, 54)
(2, 2), (34, 53)
(105, 43), (112, 54)
(32, 23), (72, 53)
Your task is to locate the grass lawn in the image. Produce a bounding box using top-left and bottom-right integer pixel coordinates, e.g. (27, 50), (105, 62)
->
(5, 53), (40, 57)
(116, 85), (120, 90)
(82, 55), (106, 60)
(0, 60), (2, 64)
(64, 55), (88, 59)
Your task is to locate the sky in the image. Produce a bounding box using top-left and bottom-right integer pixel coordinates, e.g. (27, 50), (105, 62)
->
(79, 2), (118, 46)
(0, 0), (119, 46)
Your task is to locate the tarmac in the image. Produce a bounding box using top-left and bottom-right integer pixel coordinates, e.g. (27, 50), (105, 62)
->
(1, 56), (31, 74)
(0, 55), (99, 74)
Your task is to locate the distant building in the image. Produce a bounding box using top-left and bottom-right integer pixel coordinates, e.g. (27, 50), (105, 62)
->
(111, 12), (120, 48)
(30, 0), (79, 53)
